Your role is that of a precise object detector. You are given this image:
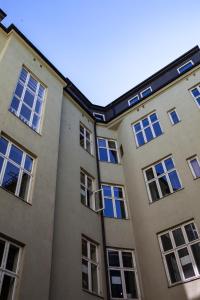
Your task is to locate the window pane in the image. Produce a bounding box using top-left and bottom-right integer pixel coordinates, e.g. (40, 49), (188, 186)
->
(191, 88), (200, 97)
(115, 200), (126, 219)
(24, 155), (33, 172)
(155, 163), (164, 176)
(122, 252), (133, 268)
(0, 138), (8, 155)
(80, 134), (84, 148)
(108, 141), (116, 149)
(20, 68), (28, 82)
(109, 270), (123, 298)
(90, 244), (96, 262)
(82, 259), (89, 290)
(124, 271), (138, 299)
(15, 83), (23, 98)
(0, 157), (4, 175)
(134, 123), (141, 133)
(169, 170), (181, 191)
(2, 162), (19, 194)
(9, 145), (23, 165)
(10, 97), (20, 112)
(114, 187), (123, 198)
(136, 132), (145, 146)
(38, 85), (45, 98)
(144, 127), (153, 142)
(165, 253), (181, 283)
(86, 140), (91, 153)
(104, 198), (114, 218)
(99, 148), (108, 162)
(149, 181), (160, 201)
(190, 158), (200, 178)
(32, 114), (40, 130)
(35, 99), (42, 114)
(19, 172), (30, 200)
(28, 76), (37, 92)
(20, 104), (31, 122)
(185, 223), (198, 242)
(0, 275), (15, 300)
(164, 158), (174, 171)
(172, 228), (185, 247)
(102, 185), (112, 197)
(109, 150), (118, 163)
(170, 111), (179, 124)
(153, 122), (162, 136)
(150, 113), (157, 122)
(82, 239), (88, 257)
(142, 118), (149, 127)
(108, 251), (120, 267)
(159, 175), (170, 196)
(178, 247), (195, 279)
(6, 244), (19, 272)
(23, 90), (34, 108)
(145, 168), (154, 180)
(0, 240), (5, 266)
(191, 243), (200, 273)
(160, 233), (173, 251)
(98, 139), (106, 147)
(91, 264), (98, 293)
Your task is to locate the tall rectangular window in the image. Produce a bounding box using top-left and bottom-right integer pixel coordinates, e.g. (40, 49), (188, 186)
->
(107, 249), (140, 299)
(190, 85), (200, 108)
(9, 68), (45, 132)
(80, 170), (94, 209)
(132, 112), (162, 147)
(168, 109), (180, 125)
(158, 221), (200, 285)
(80, 124), (92, 154)
(97, 138), (119, 164)
(143, 156), (182, 202)
(188, 156), (200, 179)
(0, 238), (21, 299)
(0, 136), (34, 201)
(82, 237), (100, 295)
(101, 185), (127, 219)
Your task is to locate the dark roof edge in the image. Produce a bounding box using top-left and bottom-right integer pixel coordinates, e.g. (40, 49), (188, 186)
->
(0, 9), (7, 21)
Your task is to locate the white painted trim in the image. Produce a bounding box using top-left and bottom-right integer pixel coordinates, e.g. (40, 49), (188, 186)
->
(93, 112), (105, 121)
(140, 86), (152, 98)
(128, 95), (139, 106)
(177, 60), (194, 74)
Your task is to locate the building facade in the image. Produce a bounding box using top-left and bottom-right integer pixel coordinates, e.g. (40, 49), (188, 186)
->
(0, 9), (200, 300)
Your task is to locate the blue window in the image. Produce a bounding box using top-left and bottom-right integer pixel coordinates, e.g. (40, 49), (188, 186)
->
(140, 87), (152, 98)
(168, 109), (180, 125)
(177, 60), (193, 74)
(93, 113), (105, 121)
(191, 86), (200, 107)
(102, 185), (127, 219)
(9, 68), (45, 132)
(98, 138), (119, 164)
(128, 95), (140, 106)
(144, 156), (182, 202)
(132, 112), (162, 147)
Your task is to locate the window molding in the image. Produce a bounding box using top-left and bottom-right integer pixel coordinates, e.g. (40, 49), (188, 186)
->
(140, 86), (152, 98)
(80, 123), (93, 154)
(190, 85), (200, 108)
(167, 108), (181, 125)
(177, 60), (194, 74)
(128, 95), (139, 106)
(93, 113), (105, 121)
(187, 156), (200, 179)
(97, 138), (119, 164)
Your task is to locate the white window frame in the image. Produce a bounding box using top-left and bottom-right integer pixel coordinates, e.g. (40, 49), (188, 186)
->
(140, 86), (152, 98)
(80, 170), (94, 209)
(93, 113), (105, 121)
(107, 248), (140, 300)
(158, 221), (200, 286)
(0, 238), (22, 299)
(190, 85), (200, 108)
(82, 237), (100, 295)
(187, 156), (200, 179)
(128, 95), (139, 106)
(177, 60), (194, 74)
(143, 156), (182, 203)
(168, 109), (181, 125)
(80, 123), (92, 154)
(101, 184), (128, 219)
(97, 138), (119, 164)
(132, 112), (163, 147)
(9, 67), (46, 133)
(0, 137), (34, 202)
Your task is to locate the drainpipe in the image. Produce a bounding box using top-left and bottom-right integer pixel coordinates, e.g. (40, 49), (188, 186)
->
(94, 120), (110, 300)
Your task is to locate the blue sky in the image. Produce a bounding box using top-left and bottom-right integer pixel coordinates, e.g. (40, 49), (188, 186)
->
(1, 1), (200, 105)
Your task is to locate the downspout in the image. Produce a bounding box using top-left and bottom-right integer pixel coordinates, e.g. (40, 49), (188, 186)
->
(94, 120), (110, 300)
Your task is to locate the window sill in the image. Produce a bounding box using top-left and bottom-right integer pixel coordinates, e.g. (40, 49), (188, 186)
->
(194, 176), (200, 181)
(99, 160), (121, 166)
(82, 288), (103, 298)
(104, 216), (129, 221)
(136, 132), (164, 149)
(81, 202), (99, 215)
(168, 275), (200, 289)
(149, 187), (184, 205)
(0, 186), (32, 206)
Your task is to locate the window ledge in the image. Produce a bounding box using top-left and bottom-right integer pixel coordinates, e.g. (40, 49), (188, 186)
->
(99, 161), (121, 166)
(0, 186), (32, 206)
(168, 275), (200, 289)
(104, 216), (129, 221)
(194, 176), (200, 181)
(149, 187), (184, 205)
(82, 288), (103, 299)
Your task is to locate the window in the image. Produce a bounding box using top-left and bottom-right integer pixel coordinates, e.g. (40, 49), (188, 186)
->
(0, 238), (21, 299)
(188, 156), (200, 179)
(82, 237), (100, 295)
(0, 136), (34, 201)
(9, 68), (45, 132)
(177, 60), (194, 74)
(158, 221), (200, 285)
(101, 185), (127, 219)
(80, 124), (92, 154)
(144, 156), (182, 202)
(107, 249), (140, 299)
(190, 85), (200, 108)
(132, 112), (162, 147)
(128, 95), (139, 106)
(140, 86), (152, 98)
(97, 138), (119, 164)
(93, 113), (105, 121)
(168, 109), (181, 125)
(80, 170), (94, 209)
